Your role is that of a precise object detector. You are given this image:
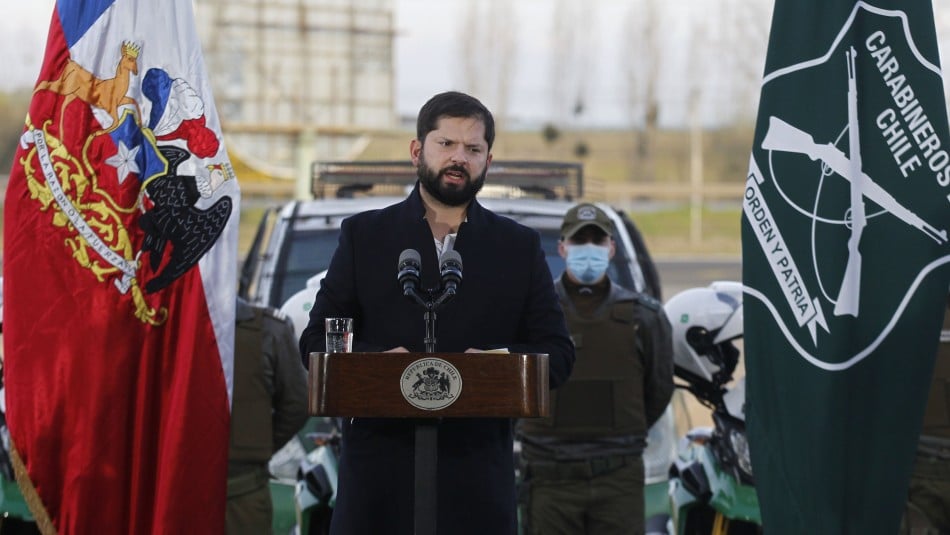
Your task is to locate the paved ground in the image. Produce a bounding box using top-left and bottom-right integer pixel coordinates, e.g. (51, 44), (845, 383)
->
(655, 256), (742, 301)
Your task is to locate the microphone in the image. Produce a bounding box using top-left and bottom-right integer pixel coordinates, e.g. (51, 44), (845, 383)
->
(439, 250), (463, 295)
(397, 249), (422, 296)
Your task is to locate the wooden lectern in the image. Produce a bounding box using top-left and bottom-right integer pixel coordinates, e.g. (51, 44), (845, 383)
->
(308, 352), (550, 535)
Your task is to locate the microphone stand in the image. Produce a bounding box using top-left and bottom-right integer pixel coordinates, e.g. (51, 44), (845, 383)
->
(424, 309), (436, 354)
(404, 286), (457, 353)
(402, 283), (457, 535)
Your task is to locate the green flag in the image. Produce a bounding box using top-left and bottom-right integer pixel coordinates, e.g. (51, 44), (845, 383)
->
(742, 1), (950, 531)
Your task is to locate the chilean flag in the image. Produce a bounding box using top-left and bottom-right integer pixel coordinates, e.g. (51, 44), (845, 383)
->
(4, 0), (239, 533)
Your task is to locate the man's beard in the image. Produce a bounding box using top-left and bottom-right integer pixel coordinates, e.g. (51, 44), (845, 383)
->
(417, 156), (486, 207)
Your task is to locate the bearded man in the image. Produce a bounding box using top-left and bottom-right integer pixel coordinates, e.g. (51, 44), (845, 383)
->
(299, 91), (575, 535)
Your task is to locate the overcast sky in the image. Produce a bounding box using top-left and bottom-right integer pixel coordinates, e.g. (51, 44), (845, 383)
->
(1, 0), (758, 128)
(5, 1), (950, 128)
(3, 3), (55, 92)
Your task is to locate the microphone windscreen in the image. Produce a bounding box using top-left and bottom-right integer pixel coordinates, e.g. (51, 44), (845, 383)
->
(399, 248), (421, 267)
(440, 249), (462, 270)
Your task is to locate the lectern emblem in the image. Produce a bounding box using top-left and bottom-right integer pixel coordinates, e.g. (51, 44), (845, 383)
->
(400, 358), (462, 410)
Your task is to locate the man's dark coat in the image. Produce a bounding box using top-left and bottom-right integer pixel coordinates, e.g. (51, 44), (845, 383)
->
(300, 184), (575, 535)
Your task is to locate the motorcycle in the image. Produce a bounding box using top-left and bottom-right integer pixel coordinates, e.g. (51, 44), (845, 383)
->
(647, 282), (761, 535)
(268, 416), (341, 535)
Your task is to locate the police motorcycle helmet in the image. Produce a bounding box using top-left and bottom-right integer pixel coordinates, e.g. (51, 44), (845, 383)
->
(663, 281), (743, 389)
(279, 271), (327, 338)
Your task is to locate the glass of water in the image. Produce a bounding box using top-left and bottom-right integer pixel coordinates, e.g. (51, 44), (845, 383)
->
(325, 317), (354, 353)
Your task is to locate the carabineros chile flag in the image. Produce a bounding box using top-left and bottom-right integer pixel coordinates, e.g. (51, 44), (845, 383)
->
(743, 1), (950, 532)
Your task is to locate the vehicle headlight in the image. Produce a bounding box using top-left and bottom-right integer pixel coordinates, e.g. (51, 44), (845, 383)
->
(728, 428), (753, 478)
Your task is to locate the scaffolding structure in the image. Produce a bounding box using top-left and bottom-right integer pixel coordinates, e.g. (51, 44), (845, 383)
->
(194, 0), (396, 178)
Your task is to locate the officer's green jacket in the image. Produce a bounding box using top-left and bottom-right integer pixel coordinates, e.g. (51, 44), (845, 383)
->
(229, 298), (309, 476)
(519, 276), (674, 461)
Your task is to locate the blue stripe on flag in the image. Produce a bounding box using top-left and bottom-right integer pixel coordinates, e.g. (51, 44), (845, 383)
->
(57, 0), (115, 47)
(142, 69), (174, 132)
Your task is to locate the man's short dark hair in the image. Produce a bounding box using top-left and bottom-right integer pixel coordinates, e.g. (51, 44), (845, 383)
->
(416, 91), (495, 150)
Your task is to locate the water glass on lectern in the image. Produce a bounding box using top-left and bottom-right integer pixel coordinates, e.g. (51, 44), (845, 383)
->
(325, 317), (354, 353)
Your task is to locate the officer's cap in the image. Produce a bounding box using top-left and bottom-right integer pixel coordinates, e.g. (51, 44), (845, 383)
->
(560, 203), (613, 240)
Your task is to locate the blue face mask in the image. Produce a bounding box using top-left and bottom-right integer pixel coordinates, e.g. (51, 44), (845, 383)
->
(565, 243), (610, 284)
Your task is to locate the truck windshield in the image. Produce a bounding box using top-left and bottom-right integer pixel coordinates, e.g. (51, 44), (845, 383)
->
(271, 229), (341, 307)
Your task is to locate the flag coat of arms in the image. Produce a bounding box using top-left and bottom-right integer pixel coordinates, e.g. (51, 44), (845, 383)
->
(743, 0), (950, 531)
(3, 0), (239, 532)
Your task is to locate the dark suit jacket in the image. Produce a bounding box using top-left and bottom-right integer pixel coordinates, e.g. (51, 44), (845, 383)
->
(300, 183), (574, 535)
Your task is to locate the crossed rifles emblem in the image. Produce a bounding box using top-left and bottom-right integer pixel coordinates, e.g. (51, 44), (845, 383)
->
(761, 46), (947, 318)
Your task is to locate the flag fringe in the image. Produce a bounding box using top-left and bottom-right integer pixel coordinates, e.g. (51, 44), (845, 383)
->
(10, 442), (56, 535)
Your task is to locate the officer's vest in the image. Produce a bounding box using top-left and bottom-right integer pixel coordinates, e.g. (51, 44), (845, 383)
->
(920, 301), (950, 440)
(519, 283), (647, 439)
(229, 308), (273, 463)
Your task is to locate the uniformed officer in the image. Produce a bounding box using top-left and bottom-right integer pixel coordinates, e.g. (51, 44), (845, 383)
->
(227, 298), (309, 535)
(901, 294), (950, 533)
(516, 203), (674, 535)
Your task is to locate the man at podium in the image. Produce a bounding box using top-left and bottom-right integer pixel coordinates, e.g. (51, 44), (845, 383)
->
(299, 91), (575, 535)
